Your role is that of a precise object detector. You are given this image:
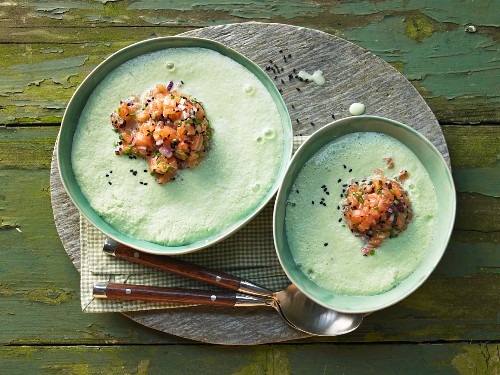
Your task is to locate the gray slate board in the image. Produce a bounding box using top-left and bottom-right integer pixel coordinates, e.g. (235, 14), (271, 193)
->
(50, 22), (449, 345)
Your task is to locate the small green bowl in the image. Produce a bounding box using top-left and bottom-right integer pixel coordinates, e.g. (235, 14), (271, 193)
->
(273, 116), (456, 313)
(58, 37), (292, 255)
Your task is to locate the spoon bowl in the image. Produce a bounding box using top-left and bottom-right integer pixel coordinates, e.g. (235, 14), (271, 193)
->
(274, 284), (363, 335)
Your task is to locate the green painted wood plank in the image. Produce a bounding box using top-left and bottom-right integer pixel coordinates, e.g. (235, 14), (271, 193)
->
(0, 1), (498, 125)
(1, 343), (498, 374)
(0, 126), (498, 345)
(2, 0), (499, 28)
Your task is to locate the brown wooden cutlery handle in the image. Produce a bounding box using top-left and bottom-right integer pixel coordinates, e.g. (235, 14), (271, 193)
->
(93, 282), (271, 307)
(93, 282), (238, 306)
(103, 239), (273, 297)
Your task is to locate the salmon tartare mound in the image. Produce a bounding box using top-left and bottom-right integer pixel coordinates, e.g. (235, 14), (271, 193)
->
(110, 81), (212, 183)
(341, 170), (412, 255)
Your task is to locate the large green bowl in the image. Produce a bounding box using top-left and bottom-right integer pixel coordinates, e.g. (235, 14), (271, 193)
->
(58, 37), (292, 255)
(273, 116), (455, 313)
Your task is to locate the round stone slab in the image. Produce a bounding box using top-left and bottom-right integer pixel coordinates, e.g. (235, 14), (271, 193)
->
(51, 22), (450, 345)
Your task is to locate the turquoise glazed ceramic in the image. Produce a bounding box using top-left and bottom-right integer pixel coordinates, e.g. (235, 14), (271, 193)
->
(273, 116), (455, 313)
(58, 37), (292, 255)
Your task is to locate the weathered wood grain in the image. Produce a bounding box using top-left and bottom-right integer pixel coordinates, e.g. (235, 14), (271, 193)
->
(0, 1), (498, 125)
(0, 133), (498, 344)
(1, 343), (498, 374)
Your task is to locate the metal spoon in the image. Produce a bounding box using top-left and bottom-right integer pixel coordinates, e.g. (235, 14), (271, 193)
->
(98, 239), (364, 336)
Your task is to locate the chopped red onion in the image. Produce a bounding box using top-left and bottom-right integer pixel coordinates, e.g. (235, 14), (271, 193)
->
(159, 146), (173, 158)
(166, 81), (174, 91)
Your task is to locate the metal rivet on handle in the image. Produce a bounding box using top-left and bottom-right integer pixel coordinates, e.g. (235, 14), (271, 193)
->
(215, 276), (222, 282)
(125, 289), (132, 295)
(134, 252), (140, 258)
(210, 295), (216, 301)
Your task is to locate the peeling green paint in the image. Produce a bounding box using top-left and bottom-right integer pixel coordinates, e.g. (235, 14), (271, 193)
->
(388, 60), (405, 72)
(0, 283), (15, 295)
(1, 55), (89, 96)
(404, 14), (436, 42)
(25, 286), (72, 305)
(453, 161), (500, 197)
(452, 344), (500, 375)
(345, 19), (500, 99)
(329, 0), (500, 26)
(127, 0), (322, 20)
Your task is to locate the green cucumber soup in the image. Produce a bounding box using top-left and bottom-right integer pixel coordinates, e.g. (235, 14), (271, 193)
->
(72, 47), (284, 246)
(285, 132), (438, 296)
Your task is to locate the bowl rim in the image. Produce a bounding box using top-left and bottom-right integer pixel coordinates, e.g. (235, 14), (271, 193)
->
(273, 115), (456, 313)
(57, 36), (293, 255)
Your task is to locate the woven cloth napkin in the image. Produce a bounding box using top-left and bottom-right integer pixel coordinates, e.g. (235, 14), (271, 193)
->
(81, 136), (307, 312)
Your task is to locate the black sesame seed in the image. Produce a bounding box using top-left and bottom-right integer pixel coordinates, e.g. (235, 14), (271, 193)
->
(279, 49), (283, 53)
(321, 184), (326, 188)
(324, 243), (328, 246)
(338, 218), (342, 222)
(144, 183), (148, 185)
(296, 87), (301, 92)
(106, 174), (109, 177)
(310, 122), (315, 126)
(296, 119), (300, 123)
(291, 104), (295, 109)
(293, 68), (297, 73)
(296, 189), (299, 193)
(144, 169), (147, 173)
(343, 165), (346, 169)
(288, 53), (292, 58)
(340, 194), (343, 197)
(312, 201), (315, 205)
(108, 181), (112, 185)
(281, 79), (285, 84)
(349, 168), (353, 172)
(337, 206), (340, 210)
(326, 192), (330, 195)
(269, 59), (273, 64)
(337, 178), (341, 183)
(332, 114), (335, 119)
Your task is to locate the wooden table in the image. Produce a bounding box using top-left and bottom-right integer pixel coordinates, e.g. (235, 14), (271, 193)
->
(1, 1), (498, 373)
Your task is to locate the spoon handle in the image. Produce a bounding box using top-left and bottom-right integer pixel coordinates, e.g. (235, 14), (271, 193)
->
(93, 282), (270, 307)
(103, 239), (274, 298)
